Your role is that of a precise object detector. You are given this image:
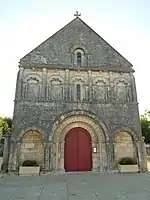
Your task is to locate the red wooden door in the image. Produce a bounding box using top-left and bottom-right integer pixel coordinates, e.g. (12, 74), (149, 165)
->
(64, 127), (92, 172)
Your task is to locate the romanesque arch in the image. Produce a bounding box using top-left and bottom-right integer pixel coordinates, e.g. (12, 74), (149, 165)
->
(17, 126), (47, 142)
(113, 77), (131, 102)
(92, 77), (109, 101)
(19, 130), (44, 168)
(49, 111), (110, 171)
(114, 131), (137, 163)
(50, 111), (110, 141)
(70, 44), (88, 55)
(22, 74), (42, 100)
(69, 75), (87, 101)
(48, 76), (64, 100)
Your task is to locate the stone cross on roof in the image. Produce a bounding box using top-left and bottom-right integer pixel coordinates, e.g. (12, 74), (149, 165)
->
(74, 11), (81, 17)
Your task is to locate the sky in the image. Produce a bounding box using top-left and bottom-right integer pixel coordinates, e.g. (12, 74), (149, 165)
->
(0, 0), (150, 117)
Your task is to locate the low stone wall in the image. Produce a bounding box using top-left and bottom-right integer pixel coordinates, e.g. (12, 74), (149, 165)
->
(19, 166), (40, 176)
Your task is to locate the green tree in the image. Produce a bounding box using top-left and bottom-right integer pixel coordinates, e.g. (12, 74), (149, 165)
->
(3, 117), (12, 132)
(0, 117), (10, 135)
(140, 110), (150, 144)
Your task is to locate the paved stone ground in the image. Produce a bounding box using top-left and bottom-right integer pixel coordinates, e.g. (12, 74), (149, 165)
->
(1, 172), (150, 199)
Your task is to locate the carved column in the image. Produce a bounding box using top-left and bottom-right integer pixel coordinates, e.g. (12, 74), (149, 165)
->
(109, 71), (114, 101)
(88, 70), (92, 101)
(98, 141), (104, 172)
(99, 141), (108, 172)
(42, 68), (47, 100)
(55, 142), (59, 170)
(107, 141), (115, 170)
(44, 141), (50, 171)
(49, 141), (53, 171)
(65, 69), (69, 100)
(59, 141), (65, 171)
(50, 141), (57, 171)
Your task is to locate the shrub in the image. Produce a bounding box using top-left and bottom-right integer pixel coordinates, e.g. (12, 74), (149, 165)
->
(22, 160), (39, 167)
(118, 157), (137, 165)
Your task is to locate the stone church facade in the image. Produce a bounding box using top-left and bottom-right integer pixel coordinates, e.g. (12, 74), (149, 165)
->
(8, 16), (147, 172)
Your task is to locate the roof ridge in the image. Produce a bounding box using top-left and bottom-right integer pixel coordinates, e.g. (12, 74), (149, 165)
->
(20, 16), (133, 70)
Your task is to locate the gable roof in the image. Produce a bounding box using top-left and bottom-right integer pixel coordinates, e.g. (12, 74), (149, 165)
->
(20, 17), (134, 72)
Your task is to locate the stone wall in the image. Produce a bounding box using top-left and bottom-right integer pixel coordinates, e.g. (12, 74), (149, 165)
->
(7, 66), (145, 172)
(20, 17), (132, 72)
(13, 67), (141, 140)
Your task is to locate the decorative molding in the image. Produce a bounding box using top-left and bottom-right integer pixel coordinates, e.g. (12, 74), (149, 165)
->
(50, 110), (110, 142)
(71, 75), (86, 84)
(114, 127), (139, 141)
(70, 44), (88, 54)
(113, 77), (130, 85)
(27, 76), (40, 82)
(48, 76), (64, 84)
(93, 77), (108, 85)
(16, 127), (47, 142)
(24, 73), (42, 83)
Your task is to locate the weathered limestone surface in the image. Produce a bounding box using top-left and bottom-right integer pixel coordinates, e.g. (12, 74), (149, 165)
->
(20, 131), (44, 168)
(20, 17), (133, 73)
(7, 17), (146, 172)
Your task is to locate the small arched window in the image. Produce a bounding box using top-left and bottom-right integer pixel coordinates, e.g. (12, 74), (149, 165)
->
(73, 48), (84, 67)
(77, 52), (81, 66)
(76, 84), (81, 101)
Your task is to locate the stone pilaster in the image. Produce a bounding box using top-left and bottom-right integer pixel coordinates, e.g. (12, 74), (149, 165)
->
(98, 142), (104, 172)
(138, 138), (147, 172)
(2, 133), (11, 172)
(44, 141), (50, 171)
(130, 73), (138, 103)
(100, 141), (107, 172)
(88, 70), (92, 101)
(109, 71), (115, 101)
(107, 142), (115, 170)
(59, 141), (65, 172)
(15, 67), (24, 100)
(49, 142), (56, 171)
(42, 68), (47, 100)
(8, 141), (14, 171)
(8, 139), (18, 172)
(15, 142), (21, 171)
(64, 69), (69, 100)
(55, 142), (59, 170)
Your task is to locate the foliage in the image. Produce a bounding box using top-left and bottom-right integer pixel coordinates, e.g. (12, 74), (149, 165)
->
(0, 117), (12, 135)
(22, 160), (39, 167)
(3, 117), (12, 131)
(118, 157), (137, 165)
(140, 110), (150, 144)
(0, 117), (10, 135)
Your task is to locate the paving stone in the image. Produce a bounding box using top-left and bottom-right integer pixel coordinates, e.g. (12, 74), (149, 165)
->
(0, 173), (150, 199)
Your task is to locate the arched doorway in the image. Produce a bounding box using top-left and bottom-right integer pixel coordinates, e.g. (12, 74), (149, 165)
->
(64, 127), (92, 172)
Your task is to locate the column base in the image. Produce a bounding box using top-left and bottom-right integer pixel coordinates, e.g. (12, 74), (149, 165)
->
(92, 168), (99, 172)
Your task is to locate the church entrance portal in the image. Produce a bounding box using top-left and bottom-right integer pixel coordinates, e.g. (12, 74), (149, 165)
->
(64, 127), (92, 172)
